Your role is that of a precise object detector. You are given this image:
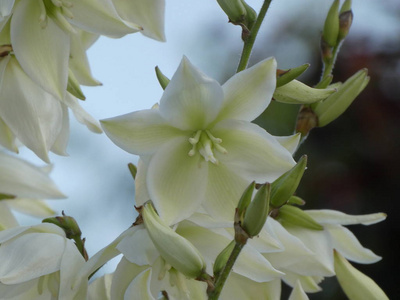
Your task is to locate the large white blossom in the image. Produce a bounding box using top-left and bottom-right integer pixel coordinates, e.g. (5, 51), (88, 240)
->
(102, 57), (298, 225)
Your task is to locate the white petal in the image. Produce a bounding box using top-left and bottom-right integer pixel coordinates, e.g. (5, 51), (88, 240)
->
(222, 274), (281, 300)
(203, 160), (249, 222)
(305, 210), (387, 226)
(88, 274), (112, 300)
(217, 57), (277, 122)
(68, 0), (141, 38)
(62, 93), (102, 133)
(326, 224), (381, 264)
(50, 103), (70, 156)
(0, 202), (18, 230)
(147, 136), (208, 225)
(282, 271), (322, 293)
(289, 281), (309, 300)
(0, 57), (64, 162)
(0, 152), (65, 199)
(113, 0), (165, 41)
(134, 158), (151, 206)
(334, 251), (389, 300)
(0, 116), (17, 152)
(214, 119), (296, 182)
(0, 0), (14, 20)
(159, 57), (224, 130)
(5, 199), (55, 217)
(11, 0), (69, 100)
(0, 233), (65, 284)
(124, 268), (155, 300)
(274, 133), (301, 155)
(101, 109), (182, 156)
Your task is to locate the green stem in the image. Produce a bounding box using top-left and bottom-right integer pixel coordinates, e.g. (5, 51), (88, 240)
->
(320, 42), (341, 82)
(236, 0), (273, 73)
(208, 241), (246, 300)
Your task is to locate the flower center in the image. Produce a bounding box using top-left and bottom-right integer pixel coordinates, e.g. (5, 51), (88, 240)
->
(188, 130), (227, 164)
(39, 0), (75, 33)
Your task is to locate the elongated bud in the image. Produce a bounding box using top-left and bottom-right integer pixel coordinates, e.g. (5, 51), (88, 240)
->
(213, 240), (235, 277)
(242, 1), (257, 30)
(313, 69), (369, 127)
(242, 183), (270, 237)
(127, 163), (137, 180)
(276, 64), (310, 88)
(322, 0), (340, 47)
(334, 251), (389, 299)
(270, 155), (307, 207)
(67, 69), (86, 100)
(337, 10), (353, 42)
(216, 0), (246, 24)
(235, 181), (255, 224)
(155, 66), (170, 90)
(141, 203), (206, 278)
(43, 211), (82, 238)
(278, 205), (323, 230)
(287, 195), (306, 206)
(274, 80), (336, 104)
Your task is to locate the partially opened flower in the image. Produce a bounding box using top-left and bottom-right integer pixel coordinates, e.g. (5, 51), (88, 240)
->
(102, 57), (297, 225)
(0, 151), (64, 227)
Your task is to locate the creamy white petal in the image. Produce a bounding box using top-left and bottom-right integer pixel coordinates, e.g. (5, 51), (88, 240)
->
(102, 109), (182, 156)
(217, 58), (277, 122)
(0, 0), (14, 20)
(159, 57), (224, 130)
(134, 158), (151, 206)
(11, 0), (69, 100)
(0, 152), (65, 199)
(147, 136), (208, 225)
(305, 210), (387, 226)
(5, 199), (55, 217)
(0, 116), (17, 152)
(113, 0), (165, 41)
(282, 271), (322, 293)
(68, 0), (141, 38)
(326, 224), (381, 264)
(289, 280), (310, 300)
(202, 160), (249, 222)
(0, 57), (63, 162)
(274, 133), (301, 155)
(88, 274), (112, 300)
(0, 202), (18, 230)
(50, 103), (70, 156)
(62, 93), (102, 133)
(214, 119), (296, 182)
(124, 268), (155, 300)
(0, 233), (65, 284)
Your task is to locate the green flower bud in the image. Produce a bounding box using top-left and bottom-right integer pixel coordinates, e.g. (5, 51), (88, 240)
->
(241, 1), (257, 30)
(155, 66), (170, 90)
(337, 10), (353, 42)
(313, 69), (369, 127)
(242, 183), (270, 237)
(127, 162), (137, 180)
(235, 181), (255, 224)
(276, 63), (310, 88)
(322, 0), (340, 47)
(141, 203), (206, 278)
(270, 155), (307, 207)
(287, 195), (306, 206)
(213, 240), (235, 277)
(67, 69), (86, 100)
(43, 211), (82, 238)
(216, 0), (246, 24)
(278, 205), (323, 230)
(334, 250), (389, 300)
(274, 80), (336, 104)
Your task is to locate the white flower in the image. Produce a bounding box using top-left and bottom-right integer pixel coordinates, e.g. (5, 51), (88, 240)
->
(0, 151), (64, 228)
(0, 223), (87, 299)
(102, 57), (297, 225)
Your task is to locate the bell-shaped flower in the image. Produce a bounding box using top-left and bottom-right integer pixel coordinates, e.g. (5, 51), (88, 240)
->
(0, 54), (101, 162)
(0, 223), (87, 299)
(102, 56), (297, 225)
(0, 151), (64, 228)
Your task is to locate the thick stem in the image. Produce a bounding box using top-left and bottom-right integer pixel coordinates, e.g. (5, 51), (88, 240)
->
(208, 241), (246, 300)
(236, 0), (273, 73)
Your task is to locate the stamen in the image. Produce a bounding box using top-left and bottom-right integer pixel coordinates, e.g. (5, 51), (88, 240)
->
(54, 9), (77, 33)
(189, 130), (201, 144)
(62, 0), (73, 8)
(61, 7), (74, 19)
(205, 130), (222, 143)
(187, 129), (226, 164)
(38, 0), (48, 27)
(215, 143), (228, 154)
(51, 0), (63, 7)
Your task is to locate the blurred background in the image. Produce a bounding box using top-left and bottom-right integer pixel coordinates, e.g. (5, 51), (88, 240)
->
(15, 0), (399, 298)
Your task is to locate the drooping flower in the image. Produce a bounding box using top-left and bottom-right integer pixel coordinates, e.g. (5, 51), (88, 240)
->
(0, 223), (87, 299)
(102, 56), (298, 225)
(0, 151), (64, 228)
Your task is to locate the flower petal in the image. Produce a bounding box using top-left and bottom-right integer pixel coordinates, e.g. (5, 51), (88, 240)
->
(274, 133), (301, 155)
(282, 272), (322, 293)
(0, 152), (65, 199)
(146, 136), (209, 225)
(0, 202), (18, 230)
(5, 199), (55, 217)
(214, 119), (296, 182)
(0, 233), (65, 284)
(159, 57), (224, 130)
(217, 57), (277, 122)
(327, 224), (381, 264)
(11, 0), (69, 100)
(101, 109), (182, 156)
(289, 281), (309, 300)
(50, 103), (70, 156)
(0, 0), (14, 20)
(0, 116), (17, 152)
(113, 0), (166, 41)
(88, 274), (112, 300)
(0, 57), (63, 162)
(305, 210), (387, 226)
(68, 0), (141, 38)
